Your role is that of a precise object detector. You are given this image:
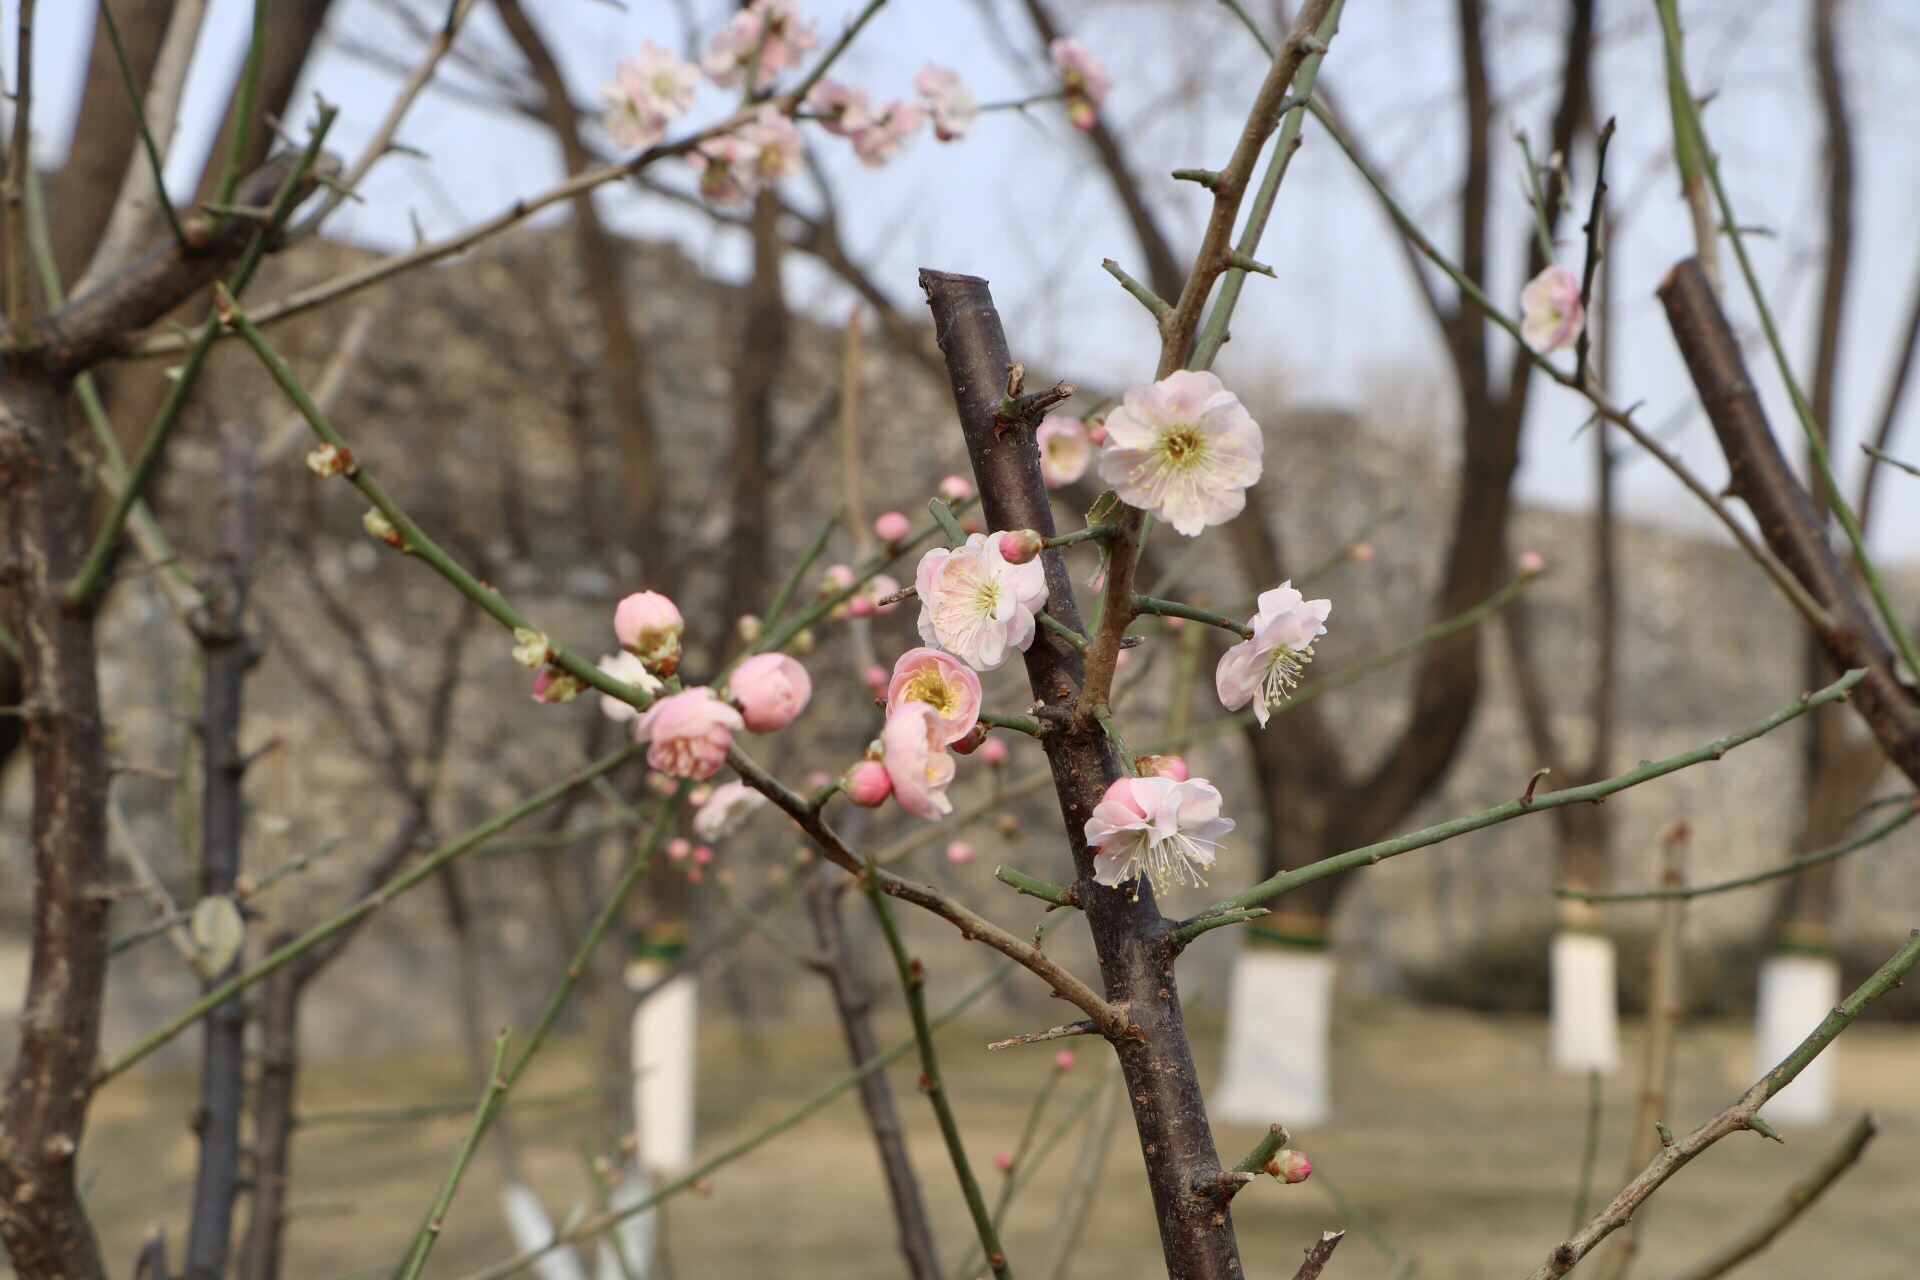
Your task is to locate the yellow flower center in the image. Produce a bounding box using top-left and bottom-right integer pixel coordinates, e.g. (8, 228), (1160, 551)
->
(904, 669), (960, 716)
(1159, 425), (1205, 468)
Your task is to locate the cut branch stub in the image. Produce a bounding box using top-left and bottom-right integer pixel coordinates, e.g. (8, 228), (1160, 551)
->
(920, 267), (1247, 1280)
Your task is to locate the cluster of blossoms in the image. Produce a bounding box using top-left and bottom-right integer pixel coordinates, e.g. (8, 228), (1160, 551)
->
(585, 591), (815, 783)
(845, 648), (985, 820)
(599, 2), (1114, 208)
(1084, 758), (1233, 893)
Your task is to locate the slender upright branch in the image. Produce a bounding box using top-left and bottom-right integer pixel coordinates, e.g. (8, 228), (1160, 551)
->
(4, 0), (38, 348)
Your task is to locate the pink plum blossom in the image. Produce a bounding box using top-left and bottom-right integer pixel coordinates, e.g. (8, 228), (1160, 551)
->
(1215, 581), (1330, 727)
(822, 563), (856, 594)
(846, 758), (894, 807)
(634, 687), (745, 781)
(805, 78), (871, 136)
(615, 591), (684, 671)
(874, 511), (912, 543)
(945, 840), (976, 866)
(1267, 1149), (1312, 1184)
(1096, 370), (1263, 536)
(1055, 1049), (1077, 1071)
(1036, 415), (1092, 488)
(693, 780), (768, 841)
(693, 844), (715, 865)
(667, 837), (692, 861)
(703, 0), (818, 92)
(1083, 775), (1234, 892)
(1520, 263), (1586, 353)
(729, 652), (812, 733)
(1049, 38), (1111, 131)
(915, 533), (1049, 671)
(882, 702), (956, 821)
(937, 475), (974, 503)
(998, 529), (1045, 565)
(850, 100), (926, 168)
(687, 108), (803, 206)
(886, 647), (983, 745)
(914, 64), (979, 141)
(597, 651), (662, 723)
(602, 42), (700, 150)
(979, 736), (1010, 767)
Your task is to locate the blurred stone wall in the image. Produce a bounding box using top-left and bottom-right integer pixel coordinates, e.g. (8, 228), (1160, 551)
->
(0, 228), (1913, 1065)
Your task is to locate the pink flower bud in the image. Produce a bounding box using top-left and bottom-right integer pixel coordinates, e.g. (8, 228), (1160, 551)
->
(667, 838), (692, 862)
(846, 759), (893, 807)
(937, 475), (974, 503)
(994, 1152), (1013, 1174)
(1518, 549), (1547, 578)
(996, 813), (1021, 839)
(1139, 754), (1190, 782)
(1348, 541), (1376, 566)
(737, 613), (763, 642)
(1088, 422), (1109, 445)
(693, 844), (715, 865)
(946, 840), (977, 866)
(869, 574), (902, 616)
(1266, 1149), (1311, 1184)
(1114, 649), (1132, 671)
(821, 564), (856, 595)
(864, 664), (891, 698)
(998, 529), (1045, 565)
(686, 866), (706, 884)
(1055, 1049), (1077, 1071)
(848, 594), (876, 618)
(531, 667), (586, 704)
(806, 771), (833, 791)
(949, 722), (990, 755)
(689, 784), (714, 808)
(729, 653), (813, 733)
(962, 519), (981, 536)
(647, 771), (678, 796)
(979, 737), (1010, 766)
(875, 511), (913, 544)
(1164, 614), (1187, 631)
(615, 591), (684, 673)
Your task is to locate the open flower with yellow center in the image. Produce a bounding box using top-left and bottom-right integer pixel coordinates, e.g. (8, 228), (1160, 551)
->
(1215, 582), (1330, 726)
(1084, 776), (1234, 895)
(1096, 370), (1263, 536)
(914, 533), (1049, 671)
(886, 648), (983, 746)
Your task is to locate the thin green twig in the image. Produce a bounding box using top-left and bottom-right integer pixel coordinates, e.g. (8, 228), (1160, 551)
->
(393, 1032), (511, 1280)
(212, 0), (269, 214)
(91, 0), (186, 246)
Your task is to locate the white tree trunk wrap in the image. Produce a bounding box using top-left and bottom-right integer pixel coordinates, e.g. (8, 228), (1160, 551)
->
(502, 1181), (590, 1280)
(1549, 931), (1620, 1073)
(629, 960), (699, 1177)
(1754, 952), (1840, 1126)
(1213, 947), (1334, 1129)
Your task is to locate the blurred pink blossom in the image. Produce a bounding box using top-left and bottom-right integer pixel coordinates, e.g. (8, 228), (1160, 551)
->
(1049, 38), (1111, 131)
(979, 736), (1010, 767)
(945, 840), (976, 866)
(602, 42), (700, 150)
(875, 511), (912, 543)
(1520, 263), (1585, 353)
(914, 64), (979, 141)
(1036, 415), (1092, 487)
(634, 688), (744, 780)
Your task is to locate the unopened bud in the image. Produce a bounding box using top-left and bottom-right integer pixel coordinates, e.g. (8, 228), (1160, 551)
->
(946, 840), (976, 866)
(848, 594), (876, 619)
(962, 519), (981, 535)
(689, 784), (714, 808)
(667, 838), (692, 861)
(996, 813), (1021, 840)
(789, 628), (815, 654)
(998, 529), (1045, 565)
(693, 844), (715, 865)
(531, 666), (585, 704)
(846, 759), (893, 807)
(306, 442), (355, 477)
(994, 1152), (1014, 1174)
(1348, 540), (1376, 566)
(806, 771), (833, 791)
(1055, 1049), (1077, 1071)
(979, 737), (1010, 766)
(1088, 422), (1109, 445)
(510, 627), (551, 669)
(687, 866), (706, 884)
(615, 591), (684, 675)
(362, 508), (402, 548)
(646, 771), (678, 796)
(820, 564), (856, 596)
(863, 665), (890, 698)
(1518, 549), (1547, 578)
(937, 475), (974, 503)
(737, 614), (763, 642)
(1138, 754), (1190, 782)
(875, 511), (913, 544)
(949, 722), (990, 755)
(1265, 1149), (1311, 1184)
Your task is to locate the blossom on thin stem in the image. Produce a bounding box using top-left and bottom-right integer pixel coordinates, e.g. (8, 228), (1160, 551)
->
(1036, 415), (1091, 488)
(688, 107), (803, 206)
(729, 652), (812, 733)
(883, 702), (956, 820)
(846, 758), (893, 807)
(1096, 370), (1263, 536)
(806, 79), (871, 136)
(635, 687), (744, 780)
(1215, 582), (1330, 727)
(1084, 775), (1233, 893)
(886, 647), (983, 745)
(914, 64), (979, 141)
(602, 42), (700, 150)
(615, 590), (684, 673)
(597, 651), (663, 723)
(1520, 263), (1586, 353)
(915, 533), (1049, 671)
(1049, 38), (1111, 131)
(850, 100), (926, 168)
(703, 0), (818, 93)
(693, 780), (768, 840)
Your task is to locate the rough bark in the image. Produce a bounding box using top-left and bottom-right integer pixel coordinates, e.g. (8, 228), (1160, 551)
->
(803, 860), (943, 1280)
(923, 270), (1242, 1280)
(495, 0), (666, 578)
(1659, 257), (1920, 788)
(727, 190), (787, 632)
(0, 378), (111, 1280)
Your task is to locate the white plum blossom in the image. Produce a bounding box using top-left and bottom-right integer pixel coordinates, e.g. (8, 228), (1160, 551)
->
(693, 780), (769, 841)
(1520, 264), (1586, 353)
(1049, 38), (1111, 131)
(602, 43), (700, 150)
(806, 79), (871, 136)
(704, 0), (818, 92)
(1096, 370), (1263, 536)
(850, 100), (926, 168)
(914, 533), (1049, 671)
(1035, 415), (1091, 488)
(1214, 582), (1330, 726)
(687, 107), (803, 205)
(914, 64), (979, 140)
(597, 651), (663, 723)
(1083, 775), (1234, 894)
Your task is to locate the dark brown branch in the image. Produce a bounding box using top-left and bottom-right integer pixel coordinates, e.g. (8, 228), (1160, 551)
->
(234, 936), (299, 1280)
(725, 189), (787, 635)
(1659, 256), (1920, 789)
(802, 855), (943, 1280)
(1289, 1230), (1345, 1280)
(920, 269), (1242, 1280)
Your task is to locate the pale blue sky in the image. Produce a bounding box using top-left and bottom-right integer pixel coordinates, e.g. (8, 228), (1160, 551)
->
(17, 0), (1920, 561)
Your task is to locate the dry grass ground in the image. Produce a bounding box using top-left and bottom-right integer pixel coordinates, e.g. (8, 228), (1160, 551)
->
(79, 999), (1920, 1280)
